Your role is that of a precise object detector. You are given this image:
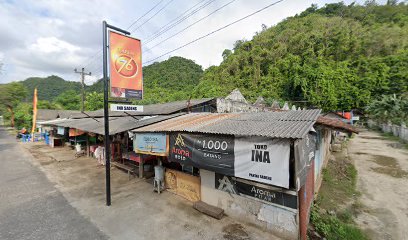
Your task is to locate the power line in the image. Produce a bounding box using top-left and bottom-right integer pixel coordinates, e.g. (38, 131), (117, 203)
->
(144, 0), (209, 42)
(145, 0), (237, 51)
(80, 0), (212, 78)
(144, 0), (217, 43)
(78, 0), (216, 78)
(76, 0), (166, 73)
(143, 0), (285, 65)
(130, 0), (176, 34)
(127, 0), (166, 30)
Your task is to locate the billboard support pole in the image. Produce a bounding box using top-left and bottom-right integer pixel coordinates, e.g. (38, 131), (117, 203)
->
(102, 21), (130, 206)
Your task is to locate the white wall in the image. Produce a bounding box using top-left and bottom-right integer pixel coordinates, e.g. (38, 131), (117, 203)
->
(368, 120), (408, 142)
(200, 170), (298, 239)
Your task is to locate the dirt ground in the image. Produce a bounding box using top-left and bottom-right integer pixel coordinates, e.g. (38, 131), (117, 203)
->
(348, 130), (408, 240)
(20, 142), (280, 240)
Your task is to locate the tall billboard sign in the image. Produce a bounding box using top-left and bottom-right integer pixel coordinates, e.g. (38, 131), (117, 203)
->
(109, 31), (143, 99)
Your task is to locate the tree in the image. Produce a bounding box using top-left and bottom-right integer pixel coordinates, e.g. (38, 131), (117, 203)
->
(13, 102), (32, 130)
(38, 100), (60, 110)
(192, 2), (408, 111)
(85, 92), (103, 111)
(222, 49), (232, 60)
(0, 82), (28, 127)
(54, 90), (80, 110)
(367, 94), (408, 124)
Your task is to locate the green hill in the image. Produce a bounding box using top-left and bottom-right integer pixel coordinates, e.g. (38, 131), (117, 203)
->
(18, 56), (203, 104)
(140, 56), (203, 104)
(192, 2), (408, 111)
(21, 75), (81, 101)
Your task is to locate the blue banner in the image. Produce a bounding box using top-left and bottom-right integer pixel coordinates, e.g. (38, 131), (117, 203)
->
(57, 127), (65, 135)
(134, 133), (168, 156)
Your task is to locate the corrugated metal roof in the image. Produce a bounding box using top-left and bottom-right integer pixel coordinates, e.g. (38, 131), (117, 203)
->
(40, 113), (185, 135)
(37, 109), (81, 121)
(132, 110), (321, 139)
(316, 116), (359, 134)
(70, 98), (215, 119)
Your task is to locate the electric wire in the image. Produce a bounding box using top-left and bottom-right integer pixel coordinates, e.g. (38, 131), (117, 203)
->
(143, 0), (208, 42)
(75, 0), (167, 73)
(145, 0), (237, 51)
(143, 0), (285, 64)
(79, 0), (214, 79)
(143, 0), (217, 43)
(127, 0), (166, 30)
(129, 0), (176, 34)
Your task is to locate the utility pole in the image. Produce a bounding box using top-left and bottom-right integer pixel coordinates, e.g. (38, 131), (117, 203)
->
(74, 67), (91, 112)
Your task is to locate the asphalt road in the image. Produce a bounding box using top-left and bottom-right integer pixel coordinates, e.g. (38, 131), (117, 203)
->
(0, 128), (108, 240)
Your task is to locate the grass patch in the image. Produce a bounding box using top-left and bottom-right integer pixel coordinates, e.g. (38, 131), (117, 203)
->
(310, 205), (368, 240)
(316, 152), (359, 210)
(310, 147), (367, 240)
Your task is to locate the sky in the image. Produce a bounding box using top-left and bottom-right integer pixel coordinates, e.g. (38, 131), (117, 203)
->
(0, 0), (386, 85)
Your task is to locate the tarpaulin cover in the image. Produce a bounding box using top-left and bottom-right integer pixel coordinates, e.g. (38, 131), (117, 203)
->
(69, 128), (85, 137)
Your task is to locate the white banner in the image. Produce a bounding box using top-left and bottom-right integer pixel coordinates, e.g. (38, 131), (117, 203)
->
(234, 137), (290, 188)
(110, 104), (143, 112)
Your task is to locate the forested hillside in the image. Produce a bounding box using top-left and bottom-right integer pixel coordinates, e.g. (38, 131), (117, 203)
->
(21, 75), (81, 101)
(192, 2), (408, 111)
(138, 56), (204, 104)
(68, 56), (203, 104)
(5, 2), (408, 116)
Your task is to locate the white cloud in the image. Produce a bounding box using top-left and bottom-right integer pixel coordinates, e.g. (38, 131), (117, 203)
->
(0, 0), (387, 84)
(29, 37), (80, 54)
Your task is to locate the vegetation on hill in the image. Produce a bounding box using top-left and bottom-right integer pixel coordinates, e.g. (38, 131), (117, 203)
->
(2, 2), (407, 128)
(21, 75), (81, 101)
(192, 1), (408, 111)
(137, 56), (204, 104)
(65, 56), (204, 105)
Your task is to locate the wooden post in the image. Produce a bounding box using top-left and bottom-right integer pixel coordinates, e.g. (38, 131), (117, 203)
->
(86, 134), (90, 157)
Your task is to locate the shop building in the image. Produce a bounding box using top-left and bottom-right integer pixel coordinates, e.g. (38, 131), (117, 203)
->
(132, 110), (324, 239)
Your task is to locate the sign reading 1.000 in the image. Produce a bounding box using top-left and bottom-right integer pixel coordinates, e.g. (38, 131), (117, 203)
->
(200, 139), (229, 151)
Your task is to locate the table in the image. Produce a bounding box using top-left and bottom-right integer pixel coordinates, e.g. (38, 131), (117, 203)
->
(122, 152), (155, 178)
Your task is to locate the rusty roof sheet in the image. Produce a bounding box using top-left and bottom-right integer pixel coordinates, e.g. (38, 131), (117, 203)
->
(133, 109), (321, 139)
(316, 116), (359, 134)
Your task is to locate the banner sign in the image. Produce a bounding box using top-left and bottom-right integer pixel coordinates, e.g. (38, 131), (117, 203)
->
(110, 104), (143, 112)
(31, 88), (38, 135)
(109, 31), (143, 99)
(134, 133), (168, 156)
(215, 174), (297, 209)
(165, 169), (201, 202)
(294, 133), (316, 190)
(169, 133), (235, 175)
(234, 137), (290, 188)
(57, 126), (65, 135)
(169, 133), (290, 188)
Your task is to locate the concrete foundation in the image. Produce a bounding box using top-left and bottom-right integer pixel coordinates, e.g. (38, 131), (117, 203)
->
(200, 170), (298, 239)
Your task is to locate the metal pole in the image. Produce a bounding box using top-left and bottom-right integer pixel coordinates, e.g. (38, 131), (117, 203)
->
(81, 68), (85, 112)
(102, 21), (130, 207)
(74, 68), (91, 112)
(102, 20), (111, 206)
